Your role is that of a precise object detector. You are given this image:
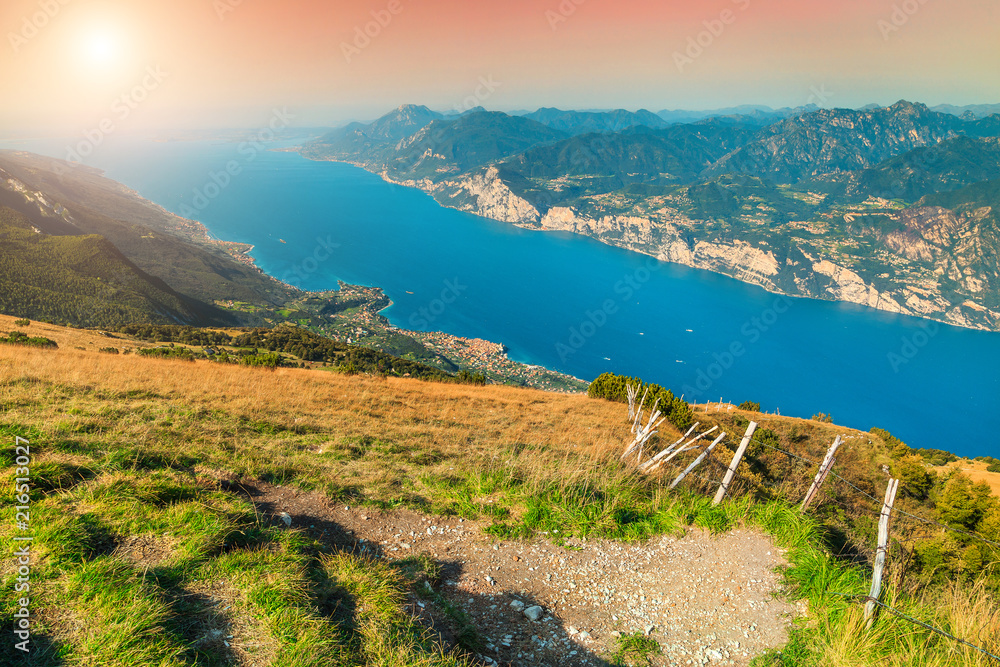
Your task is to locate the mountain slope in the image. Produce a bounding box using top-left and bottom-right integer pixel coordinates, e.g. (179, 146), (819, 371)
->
(522, 107), (668, 134)
(847, 136), (1000, 201)
(0, 151), (296, 318)
(2, 318), (997, 666)
(0, 205), (210, 326)
(384, 111), (569, 180)
(708, 101), (973, 182)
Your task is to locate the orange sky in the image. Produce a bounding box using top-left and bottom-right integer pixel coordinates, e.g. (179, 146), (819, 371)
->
(0, 0), (997, 132)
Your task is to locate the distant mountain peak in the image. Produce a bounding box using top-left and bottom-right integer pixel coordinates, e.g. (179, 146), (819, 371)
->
(396, 103), (433, 114)
(886, 100), (930, 114)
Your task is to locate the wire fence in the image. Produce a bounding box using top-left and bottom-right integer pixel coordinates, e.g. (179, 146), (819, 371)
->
(826, 591), (1000, 664)
(624, 411), (1000, 662)
(750, 437), (1000, 553)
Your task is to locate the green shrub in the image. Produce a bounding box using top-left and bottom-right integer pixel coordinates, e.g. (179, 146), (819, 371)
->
(241, 352), (285, 369)
(588, 372), (693, 429)
(812, 412), (834, 423)
(136, 346), (196, 361)
(14, 318), (30, 327)
(912, 447), (958, 466)
(738, 400), (761, 412)
(98, 347), (120, 355)
(456, 370), (487, 386)
(0, 331), (58, 348)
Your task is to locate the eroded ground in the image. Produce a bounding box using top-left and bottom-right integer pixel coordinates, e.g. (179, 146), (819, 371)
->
(243, 480), (800, 667)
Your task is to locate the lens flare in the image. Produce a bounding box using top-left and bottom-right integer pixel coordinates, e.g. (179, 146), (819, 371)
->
(83, 31), (118, 67)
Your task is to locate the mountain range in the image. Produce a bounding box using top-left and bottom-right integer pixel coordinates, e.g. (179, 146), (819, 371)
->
(301, 101), (1000, 331)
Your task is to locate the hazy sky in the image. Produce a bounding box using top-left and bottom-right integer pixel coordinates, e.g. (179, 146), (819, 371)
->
(1, 0), (997, 133)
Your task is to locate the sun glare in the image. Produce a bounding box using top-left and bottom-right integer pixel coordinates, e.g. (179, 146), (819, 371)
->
(83, 31), (118, 67)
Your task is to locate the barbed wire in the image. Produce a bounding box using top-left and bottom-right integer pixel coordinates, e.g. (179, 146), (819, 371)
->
(635, 425), (1000, 553)
(826, 591), (1000, 664)
(629, 421), (1000, 665)
(751, 439), (1000, 553)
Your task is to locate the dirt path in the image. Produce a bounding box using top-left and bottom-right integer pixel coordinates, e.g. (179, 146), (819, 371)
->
(231, 479), (800, 666)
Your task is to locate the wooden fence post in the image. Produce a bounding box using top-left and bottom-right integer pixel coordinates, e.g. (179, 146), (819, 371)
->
(634, 423), (696, 470)
(626, 384), (639, 420)
(713, 421), (757, 505)
(801, 435), (843, 512)
(865, 478), (900, 628)
(669, 432), (726, 490)
(645, 426), (719, 472)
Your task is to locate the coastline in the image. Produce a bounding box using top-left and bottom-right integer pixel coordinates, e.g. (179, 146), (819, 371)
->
(296, 282), (590, 393)
(301, 155), (1000, 335)
(123, 182), (590, 392)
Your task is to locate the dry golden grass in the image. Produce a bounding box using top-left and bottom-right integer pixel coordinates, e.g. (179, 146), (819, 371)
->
(0, 315), (885, 504)
(0, 328), (650, 507)
(0, 313), (157, 352)
(813, 581), (1000, 667)
(936, 460), (1000, 498)
(0, 344), (629, 451)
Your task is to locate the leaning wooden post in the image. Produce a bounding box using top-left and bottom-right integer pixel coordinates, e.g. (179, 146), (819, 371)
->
(669, 432), (726, 490)
(626, 384), (639, 420)
(645, 426), (719, 472)
(801, 436), (843, 512)
(713, 421), (757, 505)
(865, 478), (900, 628)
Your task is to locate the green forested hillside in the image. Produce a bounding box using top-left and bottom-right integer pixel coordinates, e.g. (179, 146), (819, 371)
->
(0, 152), (296, 313)
(0, 206), (217, 327)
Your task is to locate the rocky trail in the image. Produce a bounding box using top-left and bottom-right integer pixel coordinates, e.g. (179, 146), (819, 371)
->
(233, 480), (801, 666)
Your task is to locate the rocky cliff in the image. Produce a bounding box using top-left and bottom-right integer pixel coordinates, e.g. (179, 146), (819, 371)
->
(301, 102), (1000, 332)
(410, 169), (1000, 331)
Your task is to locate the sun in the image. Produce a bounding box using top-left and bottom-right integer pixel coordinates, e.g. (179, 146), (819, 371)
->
(83, 31), (119, 67)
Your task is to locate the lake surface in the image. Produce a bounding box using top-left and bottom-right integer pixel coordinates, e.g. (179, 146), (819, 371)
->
(6, 136), (999, 457)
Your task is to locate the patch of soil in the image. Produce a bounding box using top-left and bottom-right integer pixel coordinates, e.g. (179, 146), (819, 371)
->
(226, 479), (800, 666)
(113, 533), (179, 568)
(183, 579), (277, 667)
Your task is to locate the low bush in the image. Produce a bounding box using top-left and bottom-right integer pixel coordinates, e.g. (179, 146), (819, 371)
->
(0, 331), (58, 348)
(588, 372), (694, 429)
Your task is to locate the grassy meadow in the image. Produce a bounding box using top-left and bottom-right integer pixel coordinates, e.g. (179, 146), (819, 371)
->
(1, 316), (998, 666)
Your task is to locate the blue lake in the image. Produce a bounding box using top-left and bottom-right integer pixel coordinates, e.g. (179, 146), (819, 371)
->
(6, 137), (999, 457)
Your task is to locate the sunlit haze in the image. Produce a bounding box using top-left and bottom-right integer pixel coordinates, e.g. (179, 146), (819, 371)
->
(1, 0), (998, 134)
